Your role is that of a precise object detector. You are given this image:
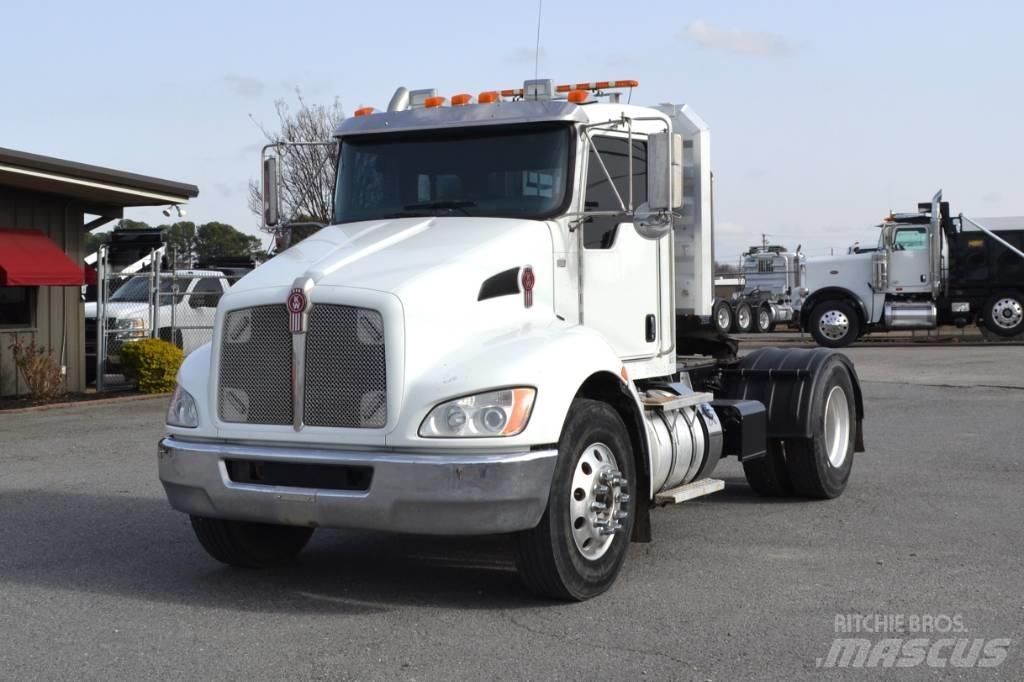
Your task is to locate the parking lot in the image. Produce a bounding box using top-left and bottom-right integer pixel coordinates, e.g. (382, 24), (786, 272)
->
(1, 346), (1022, 680)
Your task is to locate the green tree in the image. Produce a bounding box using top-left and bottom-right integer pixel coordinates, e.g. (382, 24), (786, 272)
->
(194, 222), (263, 262)
(161, 221), (198, 265)
(113, 218), (153, 231)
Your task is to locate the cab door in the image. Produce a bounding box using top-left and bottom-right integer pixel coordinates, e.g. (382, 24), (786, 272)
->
(888, 226), (932, 293)
(580, 135), (660, 359)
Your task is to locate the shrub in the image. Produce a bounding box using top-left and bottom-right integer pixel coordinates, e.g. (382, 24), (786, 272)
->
(9, 340), (65, 401)
(120, 338), (183, 393)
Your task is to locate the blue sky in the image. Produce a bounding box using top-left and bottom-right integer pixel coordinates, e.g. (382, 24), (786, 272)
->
(2, 0), (1021, 261)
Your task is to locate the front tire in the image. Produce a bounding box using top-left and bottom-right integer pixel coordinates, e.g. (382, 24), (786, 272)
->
(808, 301), (860, 348)
(190, 516), (314, 568)
(515, 399), (636, 601)
(784, 358), (856, 498)
(756, 305), (776, 333)
(981, 291), (1024, 338)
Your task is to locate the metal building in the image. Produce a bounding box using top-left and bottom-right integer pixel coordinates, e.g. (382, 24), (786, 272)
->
(0, 147), (197, 397)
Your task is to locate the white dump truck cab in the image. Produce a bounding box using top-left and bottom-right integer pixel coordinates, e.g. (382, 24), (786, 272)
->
(159, 79), (865, 600)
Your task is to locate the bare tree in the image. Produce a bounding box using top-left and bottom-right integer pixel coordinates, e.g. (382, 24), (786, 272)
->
(248, 92), (345, 232)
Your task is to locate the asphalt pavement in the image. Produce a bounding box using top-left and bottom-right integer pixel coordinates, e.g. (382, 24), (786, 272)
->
(1, 346), (1022, 680)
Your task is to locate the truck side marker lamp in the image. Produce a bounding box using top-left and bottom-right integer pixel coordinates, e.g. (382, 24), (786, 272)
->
(424, 96), (446, 108)
(451, 94), (473, 106)
(478, 91), (500, 104)
(354, 107), (375, 117)
(567, 90), (589, 103)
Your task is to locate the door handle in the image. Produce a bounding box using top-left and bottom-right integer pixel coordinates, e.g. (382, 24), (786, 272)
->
(645, 314), (657, 342)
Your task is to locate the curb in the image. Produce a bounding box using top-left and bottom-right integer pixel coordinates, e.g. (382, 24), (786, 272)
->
(0, 391), (171, 415)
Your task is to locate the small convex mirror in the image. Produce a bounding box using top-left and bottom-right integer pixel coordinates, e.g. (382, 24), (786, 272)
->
(633, 201), (672, 240)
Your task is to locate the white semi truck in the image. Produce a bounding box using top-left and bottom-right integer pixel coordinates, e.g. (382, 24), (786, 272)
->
(712, 244), (800, 334)
(158, 79), (864, 600)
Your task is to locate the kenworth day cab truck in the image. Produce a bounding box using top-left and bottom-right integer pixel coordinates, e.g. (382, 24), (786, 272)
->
(795, 192), (1024, 347)
(158, 79), (865, 600)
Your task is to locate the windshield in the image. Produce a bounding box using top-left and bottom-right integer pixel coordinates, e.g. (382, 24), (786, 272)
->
(110, 276), (175, 302)
(334, 124), (573, 223)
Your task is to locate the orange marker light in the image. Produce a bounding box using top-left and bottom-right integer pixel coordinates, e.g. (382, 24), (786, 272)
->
(500, 88), (523, 98)
(613, 79), (639, 88)
(451, 93), (473, 106)
(354, 106), (375, 117)
(501, 388), (537, 436)
(478, 91), (500, 104)
(424, 96), (446, 108)
(567, 90), (588, 103)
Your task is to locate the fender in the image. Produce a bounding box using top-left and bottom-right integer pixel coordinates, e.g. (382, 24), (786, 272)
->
(392, 323), (641, 449)
(717, 347), (865, 451)
(166, 342), (215, 439)
(799, 287), (869, 329)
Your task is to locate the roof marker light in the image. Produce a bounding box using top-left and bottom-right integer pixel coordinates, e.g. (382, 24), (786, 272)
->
(567, 90), (588, 103)
(424, 96), (446, 108)
(451, 93), (473, 106)
(354, 107), (375, 117)
(478, 91), (500, 104)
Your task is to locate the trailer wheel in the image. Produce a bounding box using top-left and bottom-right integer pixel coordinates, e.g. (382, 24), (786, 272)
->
(189, 516), (314, 568)
(783, 358), (856, 499)
(981, 292), (1024, 338)
(515, 399), (636, 601)
(808, 301), (859, 348)
(713, 300), (734, 334)
(735, 302), (754, 334)
(742, 441), (792, 496)
(756, 305), (776, 334)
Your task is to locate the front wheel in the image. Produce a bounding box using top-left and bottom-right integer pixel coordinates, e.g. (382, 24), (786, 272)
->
(808, 301), (860, 348)
(756, 305), (776, 333)
(515, 399), (636, 601)
(190, 516), (314, 568)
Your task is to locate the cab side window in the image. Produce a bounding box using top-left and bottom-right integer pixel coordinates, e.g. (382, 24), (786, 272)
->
(190, 277), (224, 308)
(894, 227), (928, 251)
(584, 136), (647, 249)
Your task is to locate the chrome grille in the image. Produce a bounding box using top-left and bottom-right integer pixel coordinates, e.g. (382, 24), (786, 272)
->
(217, 303), (387, 429)
(304, 305), (387, 428)
(219, 306), (293, 425)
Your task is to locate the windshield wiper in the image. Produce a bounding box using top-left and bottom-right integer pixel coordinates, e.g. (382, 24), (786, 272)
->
(401, 200), (477, 216)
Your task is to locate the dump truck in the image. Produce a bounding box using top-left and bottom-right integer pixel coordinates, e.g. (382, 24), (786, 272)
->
(158, 79), (865, 600)
(795, 192), (1024, 347)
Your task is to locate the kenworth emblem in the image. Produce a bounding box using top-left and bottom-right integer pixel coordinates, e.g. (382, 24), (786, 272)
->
(521, 266), (535, 309)
(288, 288), (308, 333)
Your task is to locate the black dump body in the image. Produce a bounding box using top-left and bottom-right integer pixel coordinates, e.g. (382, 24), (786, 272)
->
(933, 202), (1024, 321)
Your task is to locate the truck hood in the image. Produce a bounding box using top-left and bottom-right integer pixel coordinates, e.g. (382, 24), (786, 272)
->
(802, 252), (871, 289)
(228, 217), (554, 300)
(84, 301), (151, 320)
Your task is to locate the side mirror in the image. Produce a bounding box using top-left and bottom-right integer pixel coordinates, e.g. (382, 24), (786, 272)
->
(647, 132), (683, 212)
(633, 202), (672, 240)
(263, 156), (280, 228)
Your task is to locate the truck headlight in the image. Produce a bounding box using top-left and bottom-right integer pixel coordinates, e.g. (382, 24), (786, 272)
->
(166, 385), (199, 428)
(114, 317), (146, 339)
(419, 388), (536, 438)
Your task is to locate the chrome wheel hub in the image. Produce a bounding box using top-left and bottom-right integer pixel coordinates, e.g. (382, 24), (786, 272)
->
(570, 443), (629, 561)
(824, 386), (851, 468)
(737, 307), (751, 329)
(759, 309), (771, 330)
(717, 307), (731, 329)
(991, 298), (1023, 330)
(819, 310), (850, 341)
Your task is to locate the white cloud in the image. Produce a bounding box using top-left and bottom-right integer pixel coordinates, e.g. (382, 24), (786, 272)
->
(686, 19), (797, 58)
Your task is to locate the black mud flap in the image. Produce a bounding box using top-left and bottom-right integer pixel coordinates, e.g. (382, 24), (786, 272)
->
(717, 347), (865, 452)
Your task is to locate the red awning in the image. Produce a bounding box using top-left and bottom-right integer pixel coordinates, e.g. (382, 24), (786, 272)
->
(0, 228), (85, 286)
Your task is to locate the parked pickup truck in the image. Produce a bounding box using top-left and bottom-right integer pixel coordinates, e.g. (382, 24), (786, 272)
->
(158, 79), (864, 600)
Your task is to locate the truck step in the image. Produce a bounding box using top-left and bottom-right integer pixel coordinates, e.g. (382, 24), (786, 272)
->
(641, 391), (714, 412)
(654, 477), (725, 505)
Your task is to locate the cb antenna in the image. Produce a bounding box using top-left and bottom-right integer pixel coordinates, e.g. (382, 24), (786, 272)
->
(534, 0), (543, 81)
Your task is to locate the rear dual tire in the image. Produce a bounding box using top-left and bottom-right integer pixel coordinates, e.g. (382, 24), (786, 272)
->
(742, 356), (856, 499)
(981, 291), (1024, 338)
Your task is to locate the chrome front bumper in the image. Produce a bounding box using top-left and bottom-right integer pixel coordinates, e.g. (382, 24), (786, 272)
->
(158, 437), (558, 535)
